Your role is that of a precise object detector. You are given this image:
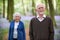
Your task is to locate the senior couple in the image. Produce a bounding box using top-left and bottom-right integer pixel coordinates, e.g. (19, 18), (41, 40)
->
(8, 3), (54, 40)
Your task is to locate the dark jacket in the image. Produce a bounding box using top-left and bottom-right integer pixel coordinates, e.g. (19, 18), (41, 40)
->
(29, 17), (54, 40)
(8, 20), (26, 40)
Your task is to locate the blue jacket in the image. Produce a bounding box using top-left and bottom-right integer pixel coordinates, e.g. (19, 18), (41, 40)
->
(8, 20), (26, 40)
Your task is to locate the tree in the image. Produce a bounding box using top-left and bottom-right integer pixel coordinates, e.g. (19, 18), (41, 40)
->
(45, 0), (48, 11)
(0, 0), (3, 14)
(7, 0), (14, 22)
(32, 0), (36, 16)
(48, 0), (57, 27)
(44, 0), (49, 15)
(22, 0), (26, 15)
(56, 0), (60, 15)
(3, 0), (5, 18)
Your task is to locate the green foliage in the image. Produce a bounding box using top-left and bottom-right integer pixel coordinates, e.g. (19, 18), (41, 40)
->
(0, 28), (8, 40)
(56, 0), (60, 15)
(0, 0), (59, 26)
(0, 0), (3, 14)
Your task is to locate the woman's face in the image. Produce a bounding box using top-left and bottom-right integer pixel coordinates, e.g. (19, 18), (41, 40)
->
(14, 15), (21, 22)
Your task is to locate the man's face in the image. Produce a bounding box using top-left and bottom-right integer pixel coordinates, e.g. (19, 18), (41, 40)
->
(37, 7), (44, 12)
(36, 4), (45, 14)
(15, 15), (20, 22)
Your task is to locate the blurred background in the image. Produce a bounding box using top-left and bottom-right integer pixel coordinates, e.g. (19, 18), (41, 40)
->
(0, 0), (60, 40)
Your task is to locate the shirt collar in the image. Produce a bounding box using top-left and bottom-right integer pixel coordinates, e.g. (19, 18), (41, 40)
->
(15, 21), (19, 24)
(37, 14), (46, 18)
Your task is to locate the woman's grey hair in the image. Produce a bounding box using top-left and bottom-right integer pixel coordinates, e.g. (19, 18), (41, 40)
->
(13, 12), (21, 20)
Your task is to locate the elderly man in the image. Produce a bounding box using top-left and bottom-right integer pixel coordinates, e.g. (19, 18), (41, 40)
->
(29, 3), (54, 40)
(8, 12), (26, 40)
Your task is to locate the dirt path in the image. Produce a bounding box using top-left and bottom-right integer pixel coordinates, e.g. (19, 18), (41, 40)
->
(25, 27), (30, 40)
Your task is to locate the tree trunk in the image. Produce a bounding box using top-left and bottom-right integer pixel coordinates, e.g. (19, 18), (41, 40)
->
(3, 0), (5, 18)
(32, 0), (36, 16)
(7, 0), (14, 22)
(45, 0), (48, 11)
(45, 0), (49, 15)
(48, 0), (57, 27)
(22, 0), (25, 15)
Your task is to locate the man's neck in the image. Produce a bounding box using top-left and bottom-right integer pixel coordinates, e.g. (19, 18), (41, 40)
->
(39, 14), (43, 18)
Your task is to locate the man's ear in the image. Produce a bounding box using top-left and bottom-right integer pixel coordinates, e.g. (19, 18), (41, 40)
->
(44, 7), (46, 11)
(35, 9), (37, 12)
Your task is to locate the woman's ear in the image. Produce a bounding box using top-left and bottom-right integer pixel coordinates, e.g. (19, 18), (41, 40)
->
(20, 17), (21, 19)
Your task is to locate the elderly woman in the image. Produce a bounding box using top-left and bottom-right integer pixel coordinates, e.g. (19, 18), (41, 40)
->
(8, 12), (26, 40)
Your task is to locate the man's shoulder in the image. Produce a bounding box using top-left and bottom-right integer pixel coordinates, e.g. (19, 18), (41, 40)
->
(31, 17), (37, 21)
(46, 16), (52, 21)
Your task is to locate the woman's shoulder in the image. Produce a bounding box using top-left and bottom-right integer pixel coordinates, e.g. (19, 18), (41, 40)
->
(10, 20), (14, 24)
(10, 20), (24, 24)
(19, 21), (24, 24)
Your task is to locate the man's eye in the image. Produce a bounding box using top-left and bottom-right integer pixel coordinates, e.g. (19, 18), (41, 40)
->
(38, 8), (40, 9)
(38, 7), (43, 9)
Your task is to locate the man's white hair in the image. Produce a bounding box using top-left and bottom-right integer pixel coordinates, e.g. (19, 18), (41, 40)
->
(36, 3), (45, 9)
(13, 12), (21, 19)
